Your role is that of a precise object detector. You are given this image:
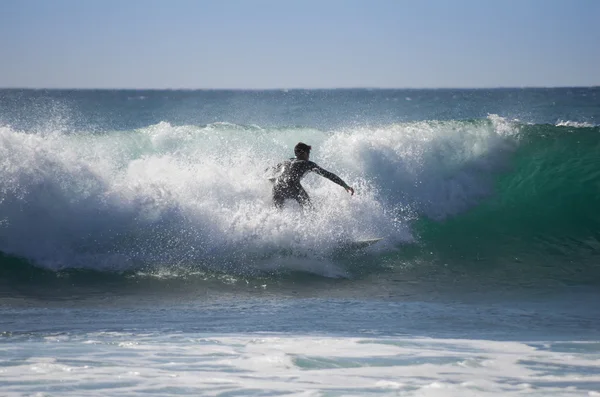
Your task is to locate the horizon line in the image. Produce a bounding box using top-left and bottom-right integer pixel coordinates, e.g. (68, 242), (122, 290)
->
(1, 85), (599, 91)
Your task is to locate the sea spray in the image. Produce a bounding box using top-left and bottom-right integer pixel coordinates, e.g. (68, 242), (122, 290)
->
(0, 122), (411, 273)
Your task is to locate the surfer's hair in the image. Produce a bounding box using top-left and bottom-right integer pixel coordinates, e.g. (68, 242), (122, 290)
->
(294, 142), (311, 157)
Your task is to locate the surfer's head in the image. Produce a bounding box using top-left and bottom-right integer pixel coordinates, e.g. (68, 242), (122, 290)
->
(294, 142), (311, 159)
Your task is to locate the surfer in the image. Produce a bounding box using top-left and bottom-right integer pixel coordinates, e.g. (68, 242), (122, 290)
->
(268, 142), (354, 209)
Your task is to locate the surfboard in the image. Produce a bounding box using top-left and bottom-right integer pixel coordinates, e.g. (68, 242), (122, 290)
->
(339, 238), (384, 251)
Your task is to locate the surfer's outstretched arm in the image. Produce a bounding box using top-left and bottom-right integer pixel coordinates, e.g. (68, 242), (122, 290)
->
(312, 165), (355, 195)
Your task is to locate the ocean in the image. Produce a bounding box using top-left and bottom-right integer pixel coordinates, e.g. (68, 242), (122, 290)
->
(1, 88), (599, 396)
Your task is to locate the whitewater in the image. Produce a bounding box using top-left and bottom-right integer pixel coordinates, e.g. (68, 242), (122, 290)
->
(1, 88), (599, 396)
(0, 115), (516, 275)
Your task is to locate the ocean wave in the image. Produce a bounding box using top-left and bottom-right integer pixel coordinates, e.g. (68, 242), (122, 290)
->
(1, 118), (599, 285)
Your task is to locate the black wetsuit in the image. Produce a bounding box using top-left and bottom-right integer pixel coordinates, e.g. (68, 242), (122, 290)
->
(270, 158), (349, 209)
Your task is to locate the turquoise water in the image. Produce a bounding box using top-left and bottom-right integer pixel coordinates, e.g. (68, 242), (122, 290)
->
(1, 88), (599, 395)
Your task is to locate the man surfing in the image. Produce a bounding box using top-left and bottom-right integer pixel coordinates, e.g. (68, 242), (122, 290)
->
(268, 142), (354, 209)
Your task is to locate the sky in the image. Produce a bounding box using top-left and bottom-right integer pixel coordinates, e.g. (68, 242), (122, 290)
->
(0, 0), (598, 89)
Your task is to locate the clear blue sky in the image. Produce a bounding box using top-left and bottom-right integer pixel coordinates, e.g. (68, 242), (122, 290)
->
(1, 0), (598, 88)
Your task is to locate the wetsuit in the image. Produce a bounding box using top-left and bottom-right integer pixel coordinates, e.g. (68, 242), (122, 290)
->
(270, 158), (350, 209)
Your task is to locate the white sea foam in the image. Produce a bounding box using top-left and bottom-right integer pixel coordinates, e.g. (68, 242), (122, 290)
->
(556, 120), (595, 128)
(2, 333), (599, 396)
